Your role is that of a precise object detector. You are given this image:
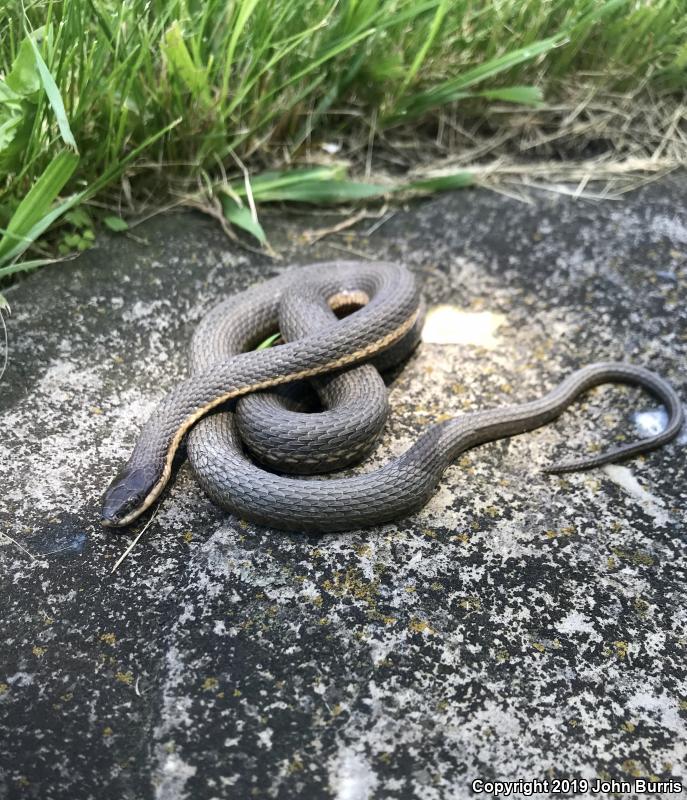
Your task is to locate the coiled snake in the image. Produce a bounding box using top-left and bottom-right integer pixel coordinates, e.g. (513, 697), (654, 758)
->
(101, 261), (683, 531)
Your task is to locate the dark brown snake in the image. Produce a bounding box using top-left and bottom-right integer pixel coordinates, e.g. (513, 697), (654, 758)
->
(101, 261), (684, 531)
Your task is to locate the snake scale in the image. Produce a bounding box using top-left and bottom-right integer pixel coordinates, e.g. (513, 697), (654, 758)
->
(101, 261), (683, 531)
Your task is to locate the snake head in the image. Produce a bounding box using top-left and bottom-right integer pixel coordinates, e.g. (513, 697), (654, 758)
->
(101, 464), (159, 527)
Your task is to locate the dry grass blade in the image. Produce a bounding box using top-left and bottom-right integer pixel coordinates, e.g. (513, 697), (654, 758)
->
(110, 506), (160, 574)
(0, 531), (37, 562)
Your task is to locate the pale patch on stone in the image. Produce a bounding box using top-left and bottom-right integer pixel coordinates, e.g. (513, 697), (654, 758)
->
(650, 214), (687, 244)
(626, 688), (684, 736)
(634, 407), (669, 437)
(556, 610), (598, 638)
(603, 464), (672, 526)
(421, 305), (506, 349)
(257, 727), (273, 749)
(154, 752), (197, 800)
(330, 744), (378, 800)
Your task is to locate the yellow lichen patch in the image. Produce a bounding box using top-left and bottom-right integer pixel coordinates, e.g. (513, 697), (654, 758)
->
(484, 506), (500, 518)
(613, 641), (629, 660)
(532, 643), (546, 653)
(354, 543), (371, 557)
(202, 677), (219, 691)
(611, 547), (655, 567)
(459, 596), (481, 612)
(103, 726), (113, 737)
(89, 406), (103, 415)
(678, 699), (687, 710)
(621, 721), (636, 733)
(0, 683), (8, 694)
(633, 597), (649, 617)
(331, 704), (343, 717)
(115, 671), (134, 685)
(233, 689), (242, 697)
(451, 533), (470, 544)
(32, 645), (46, 657)
(409, 618), (435, 635)
(422, 528), (438, 538)
(100, 633), (116, 646)
(182, 531), (193, 543)
(622, 759), (642, 778)
(311, 595), (323, 607)
(560, 526), (575, 536)
(322, 567), (379, 606)
(287, 757), (304, 774)
(495, 648), (509, 662)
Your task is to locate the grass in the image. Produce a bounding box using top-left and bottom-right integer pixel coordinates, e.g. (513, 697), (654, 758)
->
(1, 0), (686, 300)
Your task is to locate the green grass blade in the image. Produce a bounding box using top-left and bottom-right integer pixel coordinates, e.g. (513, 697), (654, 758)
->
(103, 215), (128, 232)
(221, 196), (268, 245)
(262, 180), (387, 203)
(473, 85), (544, 104)
(245, 168), (388, 203)
(0, 150), (79, 264)
(398, 0), (450, 95)
(221, 0), (262, 101)
(28, 33), (78, 150)
(405, 172), (474, 193)
(162, 21), (211, 103)
(0, 257), (59, 279)
(256, 332), (281, 350)
(393, 35), (564, 121)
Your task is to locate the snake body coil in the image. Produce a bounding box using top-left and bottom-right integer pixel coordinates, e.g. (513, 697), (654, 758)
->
(101, 261), (683, 531)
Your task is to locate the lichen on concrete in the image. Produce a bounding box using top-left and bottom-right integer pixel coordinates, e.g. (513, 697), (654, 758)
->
(1, 176), (686, 799)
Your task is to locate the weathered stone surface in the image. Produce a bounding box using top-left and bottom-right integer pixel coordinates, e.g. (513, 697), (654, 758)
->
(1, 176), (686, 800)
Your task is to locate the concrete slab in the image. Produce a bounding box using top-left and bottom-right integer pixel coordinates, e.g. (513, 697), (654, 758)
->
(1, 175), (686, 799)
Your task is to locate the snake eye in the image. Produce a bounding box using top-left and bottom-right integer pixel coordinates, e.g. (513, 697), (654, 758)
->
(101, 465), (158, 526)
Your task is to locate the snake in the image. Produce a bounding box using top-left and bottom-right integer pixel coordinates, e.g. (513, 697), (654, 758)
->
(101, 260), (684, 532)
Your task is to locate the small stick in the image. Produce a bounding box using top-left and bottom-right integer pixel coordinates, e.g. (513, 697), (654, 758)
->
(0, 532), (37, 562)
(110, 506), (159, 574)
